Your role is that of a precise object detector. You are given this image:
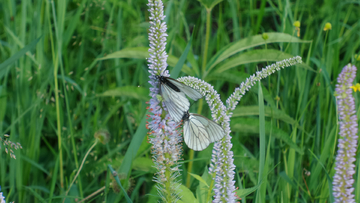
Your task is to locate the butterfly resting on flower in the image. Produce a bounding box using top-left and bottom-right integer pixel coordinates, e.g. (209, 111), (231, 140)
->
(156, 75), (225, 151)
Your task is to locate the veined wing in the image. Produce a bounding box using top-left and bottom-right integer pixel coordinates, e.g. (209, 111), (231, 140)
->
(183, 113), (225, 151)
(161, 83), (190, 122)
(166, 78), (203, 101)
(193, 114), (225, 143)
(183, 114), (210, 151)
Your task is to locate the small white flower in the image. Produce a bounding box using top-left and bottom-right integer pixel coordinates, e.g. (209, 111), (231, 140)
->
(226, 56), (302, 112)
(147, 0), (182, 202)
(0, 192), (5, 203)
(332, 64), (358, 202)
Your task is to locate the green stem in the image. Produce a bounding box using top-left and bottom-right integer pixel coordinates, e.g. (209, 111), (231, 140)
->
(186, 150), (194, 188)
(63, 140), (98, 203)
(323, 30), (329, 62)
(54, 53), (63, 188)
(164, 153), (173, 202)
(202, 8), (211, 76)
(206, 172), (216, 203)
(46, 0), (63, 188)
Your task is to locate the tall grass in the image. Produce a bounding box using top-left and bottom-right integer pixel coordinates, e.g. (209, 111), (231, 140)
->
(0, 0), (359, 202)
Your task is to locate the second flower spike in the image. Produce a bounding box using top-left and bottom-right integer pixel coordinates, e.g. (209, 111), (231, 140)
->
(156, 75), (203, 122)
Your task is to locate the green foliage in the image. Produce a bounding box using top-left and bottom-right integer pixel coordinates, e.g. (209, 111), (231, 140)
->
(197, 0), (224, 10)
(0, 0), (360, 202)
(177, 183), (199, 203)
(99, 86), (150, 101)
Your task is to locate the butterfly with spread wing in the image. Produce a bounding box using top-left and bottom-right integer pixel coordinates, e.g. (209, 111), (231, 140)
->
(182, 111), (225, 151)
(156, 75), (203, 122)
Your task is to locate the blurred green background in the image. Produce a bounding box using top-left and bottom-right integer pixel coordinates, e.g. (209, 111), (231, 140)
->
(0, 0), (359, 202)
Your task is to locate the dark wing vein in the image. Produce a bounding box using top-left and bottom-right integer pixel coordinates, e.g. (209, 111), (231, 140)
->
(206, 120), (225, 142)
(167, 78), (203, 101)
(161, 84), (189, 122)
(187, 115), (211, 151)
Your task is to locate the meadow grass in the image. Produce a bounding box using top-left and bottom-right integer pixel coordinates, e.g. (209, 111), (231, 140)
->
(0, 0), (359, 202)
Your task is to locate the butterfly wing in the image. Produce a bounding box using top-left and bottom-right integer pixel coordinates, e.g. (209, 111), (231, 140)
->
(183, 114), (225, 151)
(166, 78), (203, 101)
(183, 114), (211, 151)
(193, 114), (225, 143)
(161, 83), (190, 122)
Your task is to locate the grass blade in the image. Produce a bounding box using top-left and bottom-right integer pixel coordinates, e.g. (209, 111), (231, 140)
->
(0, 37), (42, 78)
(118, 113), (148, 176)
(206, 33), (311, 73)
(98, 47), (194, 75)
(108, 165), (133, 203)
(255, 81), (266, 203)
(170, 31), (193, 78)
(98, 86), (150, 101)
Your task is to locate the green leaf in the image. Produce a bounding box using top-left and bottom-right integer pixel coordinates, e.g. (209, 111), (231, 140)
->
(231, 118), (303, 154)
(100, 47), (148, 59)
(196, 167), (212, 203)
(279, 171), (297, 187)
(236, 185), (260, 197)
(0, 36), (42, 79)
(3, 26), (40, 66)
(256, 82), (266, 201)
(212, 49), (294, 74)
(188, 172), (209, 188)
(170, 31), (193, 78)
(197, 0), (223, 10)
(309, 147), (335, 202)
(177, 183), (199, 203)
(48, 156), (59, 203)
(206, 33), (312, 73)
(63, 0), (87, 46)
(108, 165), (133, 203)
(57, 75), (84, 95)
(98, 47), (193, 75)
(232, 106), (297, 126)
(25, 186), (50, 194)
(118, 112), (148, 181)
(207, 72), (276, 107)
(132, 157), (156, 173)
(25, 187), (47, 203)
(97, 86), (150, 101)
(206, 71), (249, 84)
(147, 185), (161, 202)
(21, 155), (50, 176)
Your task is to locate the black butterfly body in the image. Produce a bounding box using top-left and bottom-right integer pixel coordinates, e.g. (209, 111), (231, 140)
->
(156, 75), (203, 122)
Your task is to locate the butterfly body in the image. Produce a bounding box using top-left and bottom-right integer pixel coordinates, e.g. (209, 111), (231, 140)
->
(158, 76), (181, 92)
(156, 75), (202, 122)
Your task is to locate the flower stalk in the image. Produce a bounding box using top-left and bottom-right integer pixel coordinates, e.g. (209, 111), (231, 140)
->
(178, 76), (235, 202)
(146, 1), (304, 201)
(180, 56), (303, 202)
(332, 64), (358, 203)
(226, 56), (303, 114)
(147, 0), (182, 202)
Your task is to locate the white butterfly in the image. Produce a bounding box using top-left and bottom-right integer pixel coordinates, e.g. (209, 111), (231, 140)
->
(182, 111), (225, 151)
(156, 75), (203, 122)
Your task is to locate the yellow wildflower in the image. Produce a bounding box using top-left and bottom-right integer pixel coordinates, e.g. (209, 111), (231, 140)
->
(324, 22), (332, 31)
(293, 21), (300, 28)
(350, 83), (360, 92)
(293, 21), (301, 37)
